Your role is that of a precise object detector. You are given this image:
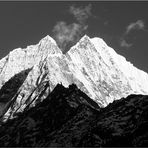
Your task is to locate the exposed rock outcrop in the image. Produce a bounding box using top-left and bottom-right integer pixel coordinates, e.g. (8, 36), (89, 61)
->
(0, 84), (147, 147)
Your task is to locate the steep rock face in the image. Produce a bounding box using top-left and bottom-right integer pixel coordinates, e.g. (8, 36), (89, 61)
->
(0, 68), (32, 118)
(67, 36), (131, 106)
(0, 35), (61, 88)
(0, 35), (148, 120)
(0, 84), (148, 147)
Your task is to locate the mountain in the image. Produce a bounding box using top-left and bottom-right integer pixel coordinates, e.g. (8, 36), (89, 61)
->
(0, 84), (148, 147)
(0, 35), (148, 121)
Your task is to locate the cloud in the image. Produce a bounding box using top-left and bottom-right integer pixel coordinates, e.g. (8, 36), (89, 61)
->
(52, 22), (86, 53)
(120, 38), (132, 49)
(52, 4), (92, 53)
(120, 20), (146, 49)
(126, 20), (145, 34)
(69, 4), (92, 25)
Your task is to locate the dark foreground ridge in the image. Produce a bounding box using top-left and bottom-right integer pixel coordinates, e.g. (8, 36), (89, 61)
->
(0, 84), (148, 147)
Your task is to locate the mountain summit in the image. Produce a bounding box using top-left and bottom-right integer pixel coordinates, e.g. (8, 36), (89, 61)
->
(0, 34), (148, 121)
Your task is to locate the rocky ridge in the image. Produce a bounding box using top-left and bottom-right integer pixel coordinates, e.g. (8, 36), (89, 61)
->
(0, 84), (147, 147)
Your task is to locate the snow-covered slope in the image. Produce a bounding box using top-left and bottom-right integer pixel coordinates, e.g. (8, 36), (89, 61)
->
(0, 34), (148, 121)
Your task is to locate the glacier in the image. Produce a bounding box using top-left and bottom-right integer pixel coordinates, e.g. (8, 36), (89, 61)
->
(0, 34), (148, 121)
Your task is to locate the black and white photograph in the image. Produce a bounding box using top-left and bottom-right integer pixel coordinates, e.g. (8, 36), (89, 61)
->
(0, 0), (147, 147)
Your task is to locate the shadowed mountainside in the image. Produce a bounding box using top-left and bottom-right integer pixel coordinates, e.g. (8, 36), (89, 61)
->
(0, 68), (32, 103)
(0, 84), (147, 147)
(0, 68), (32, 119)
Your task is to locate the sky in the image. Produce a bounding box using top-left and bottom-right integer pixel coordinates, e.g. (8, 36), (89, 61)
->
(0, 1), (148, 72)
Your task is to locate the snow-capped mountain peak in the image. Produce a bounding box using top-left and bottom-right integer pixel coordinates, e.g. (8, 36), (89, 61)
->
(38, 35), (62, 54)
(0, 34), (148, 121)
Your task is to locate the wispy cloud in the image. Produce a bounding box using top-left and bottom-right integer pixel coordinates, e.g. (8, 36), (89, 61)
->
(52, 22), (84, 53)
(69, 4), (92, 25)
(126, 20), (145, 34)
(120, 19), (147, 49)
(52, 4), (92, 53)
(120, 38), (132, 49)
